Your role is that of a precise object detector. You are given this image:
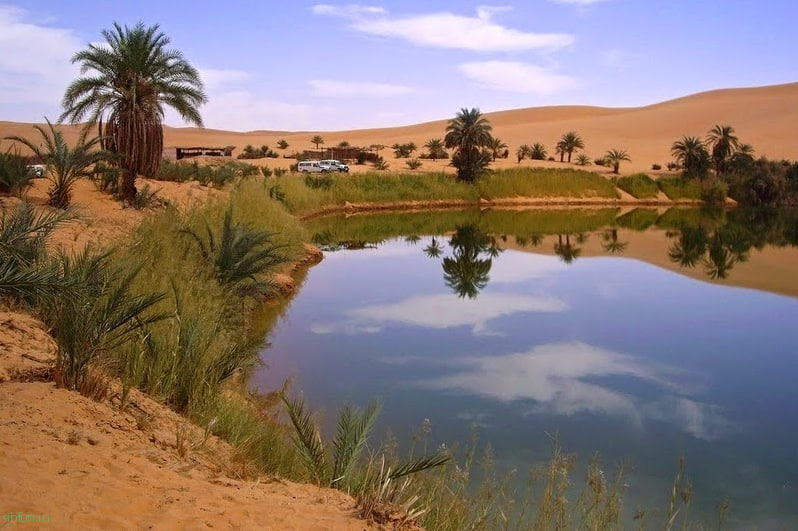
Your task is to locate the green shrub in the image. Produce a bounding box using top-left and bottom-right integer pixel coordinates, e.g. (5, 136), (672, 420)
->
(651, 163), (662, 171)
(700, 178), (728, 205)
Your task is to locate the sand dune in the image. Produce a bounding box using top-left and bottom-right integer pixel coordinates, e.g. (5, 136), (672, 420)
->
(2, 82), (797, 175)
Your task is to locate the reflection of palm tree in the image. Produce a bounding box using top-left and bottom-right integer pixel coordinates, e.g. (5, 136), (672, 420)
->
(703, 234), (736, 279)
(423, 237), (443, 258)
(404, 235), (421, 245)
(601, 228), (628, 255)
(668, 227), (709, 268)
(442, 255), (491, 299)
(554, 234), (582, 264)
(529, 233), (544, 247)
(442, 225), (494, 299)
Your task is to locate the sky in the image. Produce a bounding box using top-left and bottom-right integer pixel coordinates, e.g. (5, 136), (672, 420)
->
(1, 1), (797, 132)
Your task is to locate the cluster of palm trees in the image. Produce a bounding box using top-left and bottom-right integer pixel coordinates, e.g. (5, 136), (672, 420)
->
(670, 125), (753, 179)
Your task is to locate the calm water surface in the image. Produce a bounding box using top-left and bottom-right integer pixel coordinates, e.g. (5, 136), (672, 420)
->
(254, 208), (798, 527)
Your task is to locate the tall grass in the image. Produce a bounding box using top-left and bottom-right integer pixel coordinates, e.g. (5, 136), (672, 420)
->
(614, 173), (661, 199)
(657, 177), (702, 200)
(274, 168), (620, 215)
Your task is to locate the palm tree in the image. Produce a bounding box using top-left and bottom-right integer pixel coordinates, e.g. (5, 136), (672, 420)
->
(60, 22), (206, 201)
(516, 144), (532, 163)
(311, 135), (325, 156)
(556, 140), (567, 162)
(559, 131), (585, 163)
(706, 124), (739, 174)
(604, 149), (631, 174)
(424, 138), (446, 161)
(444, 108), (493, 183)
(180, 207), (288, 298)
(5, 119), (109, 208)
(671, 136), (710, 179)
(487, 136), (508, 161)
(530, 142), (547, 160)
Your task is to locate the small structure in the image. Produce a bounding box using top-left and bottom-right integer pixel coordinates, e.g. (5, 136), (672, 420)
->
(163, 146), (235, 160)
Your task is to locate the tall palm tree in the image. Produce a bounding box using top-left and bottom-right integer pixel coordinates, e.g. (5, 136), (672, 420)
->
(604, 149), (631, 174)
(487, 136), (508, 161)
(705, 124), (739, 174)
(559, 131), (585, 163)
(60, 23), (206, 201)
(671, 136), (710, 179)
(530, 142), (547, 160)
(516, 144), (532, 163)
(444, 108), (493, 183)
(5, 119), (109, 208)
(311, 135), (325, 156)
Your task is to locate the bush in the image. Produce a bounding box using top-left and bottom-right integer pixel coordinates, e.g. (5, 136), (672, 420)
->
(651, 163), (662, 171)
(406, 158), (423, 170)
(594, 158), (607, 166)
(274, 168), (287, 177)
(373, 157), (389, 170)
(575, 154), (592, 166)
(547, 157), (555, 162)
(0, 148), (34, 197)
(700, 179), (728, 204)
(261, 166), (273, 178)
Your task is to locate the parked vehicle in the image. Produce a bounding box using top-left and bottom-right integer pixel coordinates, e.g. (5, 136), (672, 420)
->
(320, 159), (350, 173)
(26, 164), (46, 178)
(298, 160), (325, 173)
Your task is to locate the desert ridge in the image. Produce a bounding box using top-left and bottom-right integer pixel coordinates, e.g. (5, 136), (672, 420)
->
(2, 82), (797, 174)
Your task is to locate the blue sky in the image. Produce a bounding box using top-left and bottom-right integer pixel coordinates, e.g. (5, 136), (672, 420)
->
(1, 1), (796, 131)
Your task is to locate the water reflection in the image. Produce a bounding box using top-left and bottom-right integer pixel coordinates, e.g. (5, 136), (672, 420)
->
(667, 224), (751, 279)
(442, 225), (502, 298)
(415, 340), (735, 441)
(311, 292), (569, 336)
(308, 207), (798, 291)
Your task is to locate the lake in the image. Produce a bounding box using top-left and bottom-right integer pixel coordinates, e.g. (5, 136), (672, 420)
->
(253, 207), (798, 528)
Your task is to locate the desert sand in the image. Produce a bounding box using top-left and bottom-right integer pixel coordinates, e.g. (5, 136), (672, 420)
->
(2, 82), (797, 175)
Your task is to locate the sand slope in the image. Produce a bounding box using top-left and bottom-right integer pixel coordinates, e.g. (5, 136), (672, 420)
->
(3, 82), (796, 174)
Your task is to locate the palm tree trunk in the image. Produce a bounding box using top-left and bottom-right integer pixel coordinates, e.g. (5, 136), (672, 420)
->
(121, 168), (137, 201)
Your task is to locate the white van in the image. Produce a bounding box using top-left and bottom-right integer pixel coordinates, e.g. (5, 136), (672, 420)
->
(320, 159), (350, 173)
(298, 160), (325, 173)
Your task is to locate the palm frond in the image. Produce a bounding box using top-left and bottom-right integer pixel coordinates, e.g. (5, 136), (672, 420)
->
(281, 394), (328, 484)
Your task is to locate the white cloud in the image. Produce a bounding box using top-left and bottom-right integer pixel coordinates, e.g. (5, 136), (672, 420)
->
(312, 292), (569, 336)
(313, 4), (574, 52)
(309, 79), (415, 98)
(198, 68), (252, 91)
(459, 61), (579, 95)
(0, 6), (81, 114)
